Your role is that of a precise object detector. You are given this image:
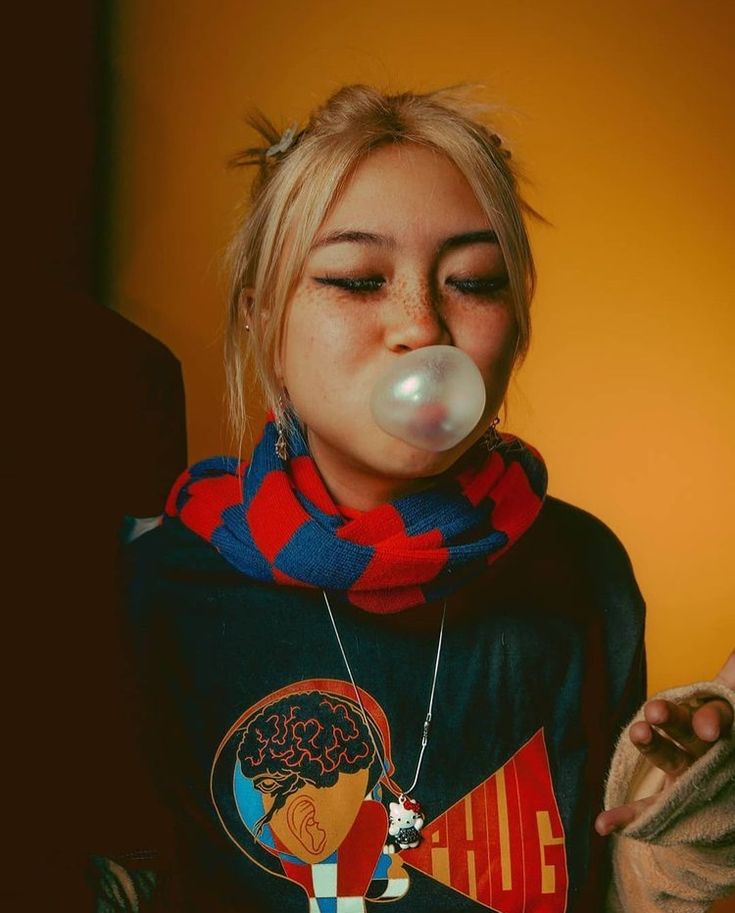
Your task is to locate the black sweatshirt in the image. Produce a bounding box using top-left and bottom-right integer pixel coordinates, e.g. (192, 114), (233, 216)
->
(125, 494), (645, 913)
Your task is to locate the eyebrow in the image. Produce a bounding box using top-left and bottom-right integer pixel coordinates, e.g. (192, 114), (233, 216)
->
(311, 228), (498, 253)
(312, 230), (395, 250)
(438, 230), (498, 253)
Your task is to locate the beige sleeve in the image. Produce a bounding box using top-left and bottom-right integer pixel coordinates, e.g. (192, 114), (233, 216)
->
(603, 680), (735, 913)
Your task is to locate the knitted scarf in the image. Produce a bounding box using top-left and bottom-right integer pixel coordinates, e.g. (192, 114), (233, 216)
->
(165, 419), (547, 613)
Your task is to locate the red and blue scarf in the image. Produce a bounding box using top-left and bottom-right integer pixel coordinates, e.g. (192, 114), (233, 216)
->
(165, 419), (547, 613)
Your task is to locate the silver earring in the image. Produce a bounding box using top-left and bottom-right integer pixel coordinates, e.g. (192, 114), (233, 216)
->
(275, 395), (288, 461)
(483, 417), (502, 453)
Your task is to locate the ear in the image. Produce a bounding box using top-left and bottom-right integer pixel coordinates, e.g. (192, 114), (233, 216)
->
(241, 286), (276, 324)
(286, 796), (326, 855)
(239, 287), (255, 322)
(241, 286), (282, 367)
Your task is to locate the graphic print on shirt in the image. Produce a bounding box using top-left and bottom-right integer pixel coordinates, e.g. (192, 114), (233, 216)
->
(210, 679), (568, 912)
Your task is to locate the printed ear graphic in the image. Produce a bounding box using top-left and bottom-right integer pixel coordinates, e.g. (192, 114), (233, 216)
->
(287, 796), (327, 855)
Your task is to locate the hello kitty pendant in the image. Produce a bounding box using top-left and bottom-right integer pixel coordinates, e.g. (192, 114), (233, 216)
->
(386, 795), (425, 851)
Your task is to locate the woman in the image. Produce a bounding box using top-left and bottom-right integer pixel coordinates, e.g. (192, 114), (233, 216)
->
(118, 85), (734, 912)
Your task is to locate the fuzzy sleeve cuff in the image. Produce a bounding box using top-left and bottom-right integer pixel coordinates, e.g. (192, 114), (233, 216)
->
(604, 679), (735, 913)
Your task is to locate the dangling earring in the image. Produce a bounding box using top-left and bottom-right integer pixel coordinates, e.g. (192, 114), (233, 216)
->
(483, 416), (502, 453)
(275, 394), (288, 461)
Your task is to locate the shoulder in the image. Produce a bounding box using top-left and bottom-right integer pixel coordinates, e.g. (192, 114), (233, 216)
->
(125, 515), (236, 584)
(531, 494), (646, 628)
(536, 495), (638, 570)
(126, 452), (251, 586)
(123, 517), (254, 641)
(500, 494), (645, 622)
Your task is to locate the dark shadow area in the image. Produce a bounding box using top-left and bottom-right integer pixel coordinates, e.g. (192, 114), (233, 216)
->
(7, 2), (187, 907)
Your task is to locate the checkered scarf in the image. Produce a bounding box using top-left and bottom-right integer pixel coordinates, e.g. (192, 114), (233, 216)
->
(165, 418), (547, 613)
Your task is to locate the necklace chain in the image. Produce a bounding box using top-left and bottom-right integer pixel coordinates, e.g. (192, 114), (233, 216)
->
(322, 591), (446, 800)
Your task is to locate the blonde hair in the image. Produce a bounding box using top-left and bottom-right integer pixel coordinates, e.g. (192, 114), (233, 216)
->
(225, 84), (541, 445)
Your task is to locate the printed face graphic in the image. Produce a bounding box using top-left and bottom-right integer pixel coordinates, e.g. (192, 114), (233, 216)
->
(233, 689), (381, 851)
(236, 689), (374, 862)
(211, 680), (569, 912)
(264, 768), (370, 863)
(211, 680), (402, 907)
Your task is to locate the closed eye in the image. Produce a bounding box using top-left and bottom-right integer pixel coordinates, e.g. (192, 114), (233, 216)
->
(446, 275), (509, 296)
(253, 776), (281, 794)
(314, 275), (385, 293)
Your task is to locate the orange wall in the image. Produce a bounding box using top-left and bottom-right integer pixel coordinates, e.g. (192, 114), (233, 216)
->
(110, 0), (734, 707)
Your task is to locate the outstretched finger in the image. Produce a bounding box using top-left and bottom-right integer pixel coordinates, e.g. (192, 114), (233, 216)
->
(595, 796), (658, 836)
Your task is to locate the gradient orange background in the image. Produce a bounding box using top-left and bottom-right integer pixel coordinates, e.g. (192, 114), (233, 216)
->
(109, 3), (733, 700)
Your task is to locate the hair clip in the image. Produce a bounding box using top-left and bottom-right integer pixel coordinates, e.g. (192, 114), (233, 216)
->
(265, 124), (299, 158)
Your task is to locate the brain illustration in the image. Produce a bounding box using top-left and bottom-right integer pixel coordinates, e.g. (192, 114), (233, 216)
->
(237, 691), (375, 788)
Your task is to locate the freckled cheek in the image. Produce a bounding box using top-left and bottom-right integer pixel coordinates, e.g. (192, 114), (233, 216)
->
(460, 316), (517, 383)
(284, 317), (368, 409)
(312, 312), (373, 373)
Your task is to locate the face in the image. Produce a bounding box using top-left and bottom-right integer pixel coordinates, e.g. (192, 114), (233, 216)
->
(280, 143), (519, 508)
(263, 768), (370, 863)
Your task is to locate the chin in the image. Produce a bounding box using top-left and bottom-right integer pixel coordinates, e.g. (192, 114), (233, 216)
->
(371, 433), (479, 480)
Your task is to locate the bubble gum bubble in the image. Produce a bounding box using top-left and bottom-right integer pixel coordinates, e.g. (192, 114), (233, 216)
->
(370, 345), (486, 452)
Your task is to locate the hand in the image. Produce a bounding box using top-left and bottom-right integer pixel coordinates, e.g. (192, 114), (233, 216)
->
(595, 649), (735, 837)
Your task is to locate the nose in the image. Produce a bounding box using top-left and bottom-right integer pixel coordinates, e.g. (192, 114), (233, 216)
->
(383, 279), (450, 352)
